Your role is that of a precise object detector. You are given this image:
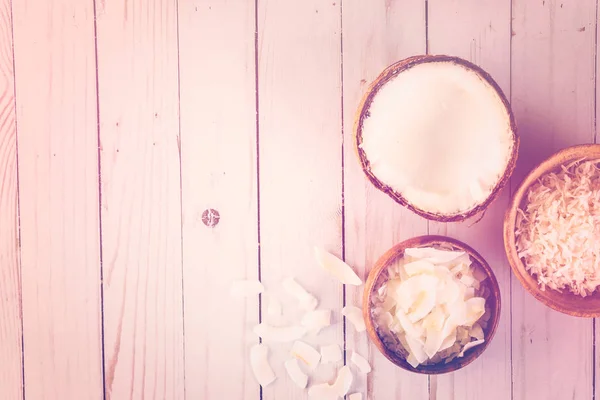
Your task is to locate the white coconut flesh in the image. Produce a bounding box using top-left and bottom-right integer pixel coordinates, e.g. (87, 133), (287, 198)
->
(360, 61), (514, 216)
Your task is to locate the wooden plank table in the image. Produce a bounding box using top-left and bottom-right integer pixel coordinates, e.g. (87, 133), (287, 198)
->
(0, 0), (597, 399)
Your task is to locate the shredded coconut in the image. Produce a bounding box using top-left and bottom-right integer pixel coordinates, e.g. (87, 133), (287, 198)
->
(515, 159), (600, 297)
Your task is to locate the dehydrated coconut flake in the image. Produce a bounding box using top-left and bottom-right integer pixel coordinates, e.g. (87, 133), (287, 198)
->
(320, 344), (342, 363)
(333, 365), (353, 397)
(284, 358), (308, 389)
(405, 247), (465, 264)
(266, 295), (282, 317)
(469, 323), (484, 340)
(301, 309), (331, 335)
(314, 247), (362, 285)
(308, 366), (353, 400)
(458, 339), (484, 357)
(342, 306), (366, 332)
(351, 351), (372, 373)
(291, 340), (321, 370)
(308, 383), (338, 400)
(250, 344), (276, 387)
(283, 277), (319, 310)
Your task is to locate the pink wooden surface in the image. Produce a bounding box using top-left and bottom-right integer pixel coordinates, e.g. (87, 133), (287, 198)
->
(0, 1), (599, 399)
(178, 0), (259, 399)
(427, 1), (512, 398)
(95, 0), (185, 398)
(0, 0), (22, 397)
(342, 1), (429, 399)
(12, 0), (104, 398)
(510, 2), (596, 399)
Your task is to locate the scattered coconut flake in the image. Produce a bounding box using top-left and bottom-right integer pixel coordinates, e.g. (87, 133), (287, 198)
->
(230, 280), (264, 297)
(291, 340), (321, 370)
(283, 277), (319, 310)
(308, 383), (339, 400)
(253, 323), (306, 342)
(342, 306), (366, 332)
(333, 365), (353, 397)
(351, 351), (371, 373)
(320, 344), (342, 364)
(349, 393), (362, 400)
(458, 339), (485, 357)
(284, 358), (308, 389)
(301, 309), (332, 335)
(515, 159), (600, 297)
(314, 247), (362, 285)
(266, 295), (282, 317)
(371, 246), (489, 368)
(250, 344), (276, 387)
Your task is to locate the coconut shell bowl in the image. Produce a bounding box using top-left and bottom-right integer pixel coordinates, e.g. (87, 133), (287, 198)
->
(504, 144), (600, 317)
(363, 235), (501, 374)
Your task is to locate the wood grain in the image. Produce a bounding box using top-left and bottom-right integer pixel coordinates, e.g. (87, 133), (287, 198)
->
(0, 0), (22, 398)
(597, 4), (600, 396)
(257, 0), (343, 397)
(178, 1), (259, 399)
(95, 0), (184, 398)
(12, 0), (103, 398)
(342, 1), (428, 398)
(511, 1), (596, 399)
(427, 0), (512, 398)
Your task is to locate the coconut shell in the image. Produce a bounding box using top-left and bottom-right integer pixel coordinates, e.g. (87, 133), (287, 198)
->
(354, 55), (519, 222)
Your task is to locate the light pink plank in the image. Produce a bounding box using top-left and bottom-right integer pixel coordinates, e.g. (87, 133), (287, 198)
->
(511, 1), (595, 399)
(257, 0), (343, 397)
(0, 0), (23, 398)
(427, 1), (512, 399)
(597, 9), (600, 398)
(178, 1), (259, 399)
(95, 0), (184, 398)
(342, 1), (429, 399)
(12, 0), (103, 398)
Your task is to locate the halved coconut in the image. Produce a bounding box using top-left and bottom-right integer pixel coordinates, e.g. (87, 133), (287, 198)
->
(355, 55), (518, 221)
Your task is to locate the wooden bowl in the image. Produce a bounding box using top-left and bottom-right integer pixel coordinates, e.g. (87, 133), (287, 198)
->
(362, 235), (501, 374)
(504, 144), (600, 317)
